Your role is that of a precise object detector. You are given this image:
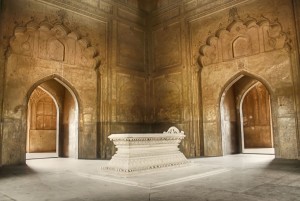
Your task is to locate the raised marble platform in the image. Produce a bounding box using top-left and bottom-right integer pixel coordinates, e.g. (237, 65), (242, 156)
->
(101, 127), (189, 176)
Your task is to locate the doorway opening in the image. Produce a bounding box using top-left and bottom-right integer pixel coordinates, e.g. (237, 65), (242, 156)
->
(26, 78), (79, 160)
(241, 82), (274, 154)
(220, 75), (274, 155)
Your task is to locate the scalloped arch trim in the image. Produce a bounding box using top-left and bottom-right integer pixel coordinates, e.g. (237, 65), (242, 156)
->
(10, 19), (100, 69)
(198, 18), (288, 67)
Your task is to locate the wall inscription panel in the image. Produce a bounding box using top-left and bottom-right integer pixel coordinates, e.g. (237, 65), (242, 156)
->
(117, 22), (145, 71)
(153, 22), (182, 71)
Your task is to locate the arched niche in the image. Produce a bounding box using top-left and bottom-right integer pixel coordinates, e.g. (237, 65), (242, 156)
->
(219, 75), (274, 156)
(24, 75), (81, 159)
(1, 18), (100, 165)
(198, 17), (298, 159)
(27, 87), (58, 154)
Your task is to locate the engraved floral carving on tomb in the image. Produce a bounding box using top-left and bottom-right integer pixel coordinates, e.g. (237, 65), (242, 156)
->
(10, 19), (100, 69)
(198, 17), (289, 67)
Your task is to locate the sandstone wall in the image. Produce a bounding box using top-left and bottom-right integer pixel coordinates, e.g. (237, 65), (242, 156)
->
(0, 0), (148, 165)
(149, 0), (300, 159)
(0, 0), (300, 165)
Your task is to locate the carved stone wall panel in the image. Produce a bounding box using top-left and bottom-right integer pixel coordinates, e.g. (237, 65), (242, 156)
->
(153, 22), (182, 71)
(246, 25), (260, 54)
(117, 22), (146, 71)
(192, 0), (296, 68)
(9, 27), (34, 57)
(116, 73), (146, 123)
(152, 73), (182, 122)
(198, 19), (288, 67)
(10, 21), (100, 69)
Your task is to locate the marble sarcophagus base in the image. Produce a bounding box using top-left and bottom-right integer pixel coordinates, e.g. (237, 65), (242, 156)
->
(101, 127), (189, 176)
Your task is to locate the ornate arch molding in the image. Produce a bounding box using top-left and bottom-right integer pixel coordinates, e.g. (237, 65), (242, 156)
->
(9, 19), (100, 69)
(198, 18), (290, 67)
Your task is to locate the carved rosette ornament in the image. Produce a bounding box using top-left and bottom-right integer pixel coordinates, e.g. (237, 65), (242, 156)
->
(198, 17), (289, 67)
(101, 127), (189, 176)
(9, 19), (100, 69)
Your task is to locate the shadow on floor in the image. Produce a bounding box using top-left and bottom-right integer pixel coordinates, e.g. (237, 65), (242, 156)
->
(266, 158), (300, 173)
(0, 164), (37, 178)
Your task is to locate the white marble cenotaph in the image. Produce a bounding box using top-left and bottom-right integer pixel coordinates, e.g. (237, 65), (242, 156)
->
(101, 127), (189, 176)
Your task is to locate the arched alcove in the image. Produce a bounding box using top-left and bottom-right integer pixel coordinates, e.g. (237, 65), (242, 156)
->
(26, 87), (58, 157)
(220, 74), (274, 155)
(240, 83), (274, 154)
(25, 77), (80, 159)
(1, 17), (100, 165)
(199, 16), (298, 159)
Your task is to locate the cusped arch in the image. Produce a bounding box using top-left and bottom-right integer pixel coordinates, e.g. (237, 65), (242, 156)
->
(198, 17), (288, 67)
(10, 19), (100, 69)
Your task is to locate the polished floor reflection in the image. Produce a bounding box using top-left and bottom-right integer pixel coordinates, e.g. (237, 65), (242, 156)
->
(0, 154), (299, 201)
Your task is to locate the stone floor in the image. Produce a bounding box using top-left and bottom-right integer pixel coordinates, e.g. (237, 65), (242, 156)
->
(1, 154), (300, 201)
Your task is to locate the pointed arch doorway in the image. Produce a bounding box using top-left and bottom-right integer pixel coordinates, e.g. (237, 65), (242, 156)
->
(26, 77), (79, 159)
(220, 75), (274, 155)
(240, 82), (274, 154)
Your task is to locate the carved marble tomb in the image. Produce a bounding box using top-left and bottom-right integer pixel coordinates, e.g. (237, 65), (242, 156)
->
(102, 127), (189, 176)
